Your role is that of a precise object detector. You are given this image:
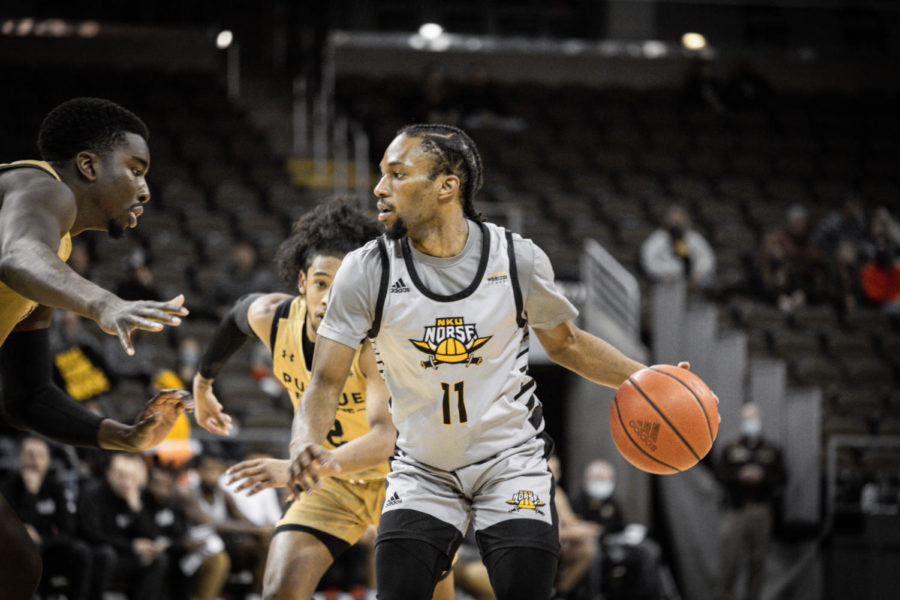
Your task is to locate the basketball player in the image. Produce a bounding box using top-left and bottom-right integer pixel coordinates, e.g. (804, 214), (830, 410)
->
(0, 98), (192, 598)
(287, 124), (687, 600)
(192, 198), (455, 600)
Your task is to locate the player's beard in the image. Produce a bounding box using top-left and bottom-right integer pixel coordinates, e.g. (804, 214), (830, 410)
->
(385, 217), (408, 240)
(107, 218), (126, 239)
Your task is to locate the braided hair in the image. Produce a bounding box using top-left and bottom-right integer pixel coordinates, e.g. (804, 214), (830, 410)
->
(38, 97), (149, 163)
(274, 196), (381, 287)
(397, 124), (484, 222)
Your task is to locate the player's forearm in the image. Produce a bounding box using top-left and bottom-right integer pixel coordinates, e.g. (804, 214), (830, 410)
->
(0, 329), (106, 447)
(549, 329), (645, 389)
(328, 425), (396, 475)
(0, 239), (116, 320)
(289, 382), (343, 461)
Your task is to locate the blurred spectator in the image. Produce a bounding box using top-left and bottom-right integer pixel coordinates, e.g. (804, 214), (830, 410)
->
(49, 310), (114, 406)
(177, 336), (203, 384)
(759, 204), (827, 311)
(571, 460), (664, 600)
(571, 460), (625, 540)
(205, 241), (277, 319)
(814, 197), (867, 313)
(640, 204), (716, 292)
(116, 249), (162, 301)
(78, 452), (170, 600)
(458, 62), (523, 132)
(190, 452), (272, 599)
(859, 207), (900, 314)
(102, 328), (161, 386)
(0, 436), (93, 600)
(221, 450), (284, 528)
(682, 57), (726, 113)
(415, 64), (461, 125)
(713, 403), (786, 600)
(547, 455), (600, 599)
(814, 196), (866, 259)
(145, 465), (230, 600)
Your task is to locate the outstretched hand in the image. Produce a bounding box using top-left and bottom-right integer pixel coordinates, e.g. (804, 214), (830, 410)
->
(116, 389), (194, 451)
(98, 294), (189, 356)
(225, 458), (289, 497)
(287, 443), (342, 495)
(192, 374), (233, 436)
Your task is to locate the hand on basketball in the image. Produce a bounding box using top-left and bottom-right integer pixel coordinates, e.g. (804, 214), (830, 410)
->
(288, 444), (342, 494)
(225, 458), (290, 496)
(677, 361), (721, 418)
(192, 374), (234, 436)
(110, 389), (193, 452)
(97, 294), (189, 356)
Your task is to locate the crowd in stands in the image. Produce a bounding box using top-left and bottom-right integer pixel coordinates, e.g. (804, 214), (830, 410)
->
(639, 199), (900, 318)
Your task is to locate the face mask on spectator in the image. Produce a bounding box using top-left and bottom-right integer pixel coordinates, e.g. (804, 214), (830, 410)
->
(741, 417), (762, 438)
(586, 479), (615, 500)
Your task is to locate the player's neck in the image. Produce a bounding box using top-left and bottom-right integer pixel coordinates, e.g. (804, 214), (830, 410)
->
(408, 214), (469, 258)
(56, 167), (101, 235)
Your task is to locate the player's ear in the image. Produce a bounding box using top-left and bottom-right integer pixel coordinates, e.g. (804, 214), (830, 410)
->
(75, 151), (99, 182)
(296, 270), (306, 295)
(437, 174), (460, 201)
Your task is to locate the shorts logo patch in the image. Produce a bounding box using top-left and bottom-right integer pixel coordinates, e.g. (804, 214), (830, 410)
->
(385, 491), (402, 507)
(409, 317), (491, 369)
(506, 490), (546, 515)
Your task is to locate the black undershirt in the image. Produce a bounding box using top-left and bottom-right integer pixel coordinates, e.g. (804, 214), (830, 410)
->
(301, 313), (315, 372)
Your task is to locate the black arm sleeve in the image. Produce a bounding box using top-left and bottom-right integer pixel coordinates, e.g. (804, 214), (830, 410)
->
(0, 328), (104, 447)
(196, 293), (264, 379)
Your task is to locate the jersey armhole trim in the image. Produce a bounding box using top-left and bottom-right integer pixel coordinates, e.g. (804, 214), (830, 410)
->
(505, 229), (527, 328)
(269, 298), (294, 351)
(368, 236), (390, 339)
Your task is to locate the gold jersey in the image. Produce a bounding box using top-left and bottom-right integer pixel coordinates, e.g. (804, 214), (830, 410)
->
(271, 296), (389, 481)
(0, 161), (72, 345)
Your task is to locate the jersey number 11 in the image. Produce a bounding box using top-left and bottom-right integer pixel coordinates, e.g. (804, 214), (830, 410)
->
(441, 381), (467, 425)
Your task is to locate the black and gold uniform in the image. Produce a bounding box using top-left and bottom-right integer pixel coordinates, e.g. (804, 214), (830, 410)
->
(0, 161), (72, 345)
(270, 295), (388, 552)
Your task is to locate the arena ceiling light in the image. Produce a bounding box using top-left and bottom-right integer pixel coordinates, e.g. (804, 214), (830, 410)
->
(418, 23), (444, 41)
(681, 32), (707, 50)
(216, 29), (233, 49)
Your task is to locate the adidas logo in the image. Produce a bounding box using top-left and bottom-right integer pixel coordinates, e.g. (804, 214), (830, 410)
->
(385, 491), (402, 507)
(390, 278), (410, 293)
(629, 419), (660, 452)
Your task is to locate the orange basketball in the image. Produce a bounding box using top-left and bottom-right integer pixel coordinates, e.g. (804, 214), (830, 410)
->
(610, 365), (719, 475)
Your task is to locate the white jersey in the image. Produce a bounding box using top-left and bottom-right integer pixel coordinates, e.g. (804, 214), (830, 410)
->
(318, 220), (578, 472)
(374, 222), (542, 470)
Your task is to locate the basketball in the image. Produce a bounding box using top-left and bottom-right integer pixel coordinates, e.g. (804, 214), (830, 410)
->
(610, 365), (719, 475)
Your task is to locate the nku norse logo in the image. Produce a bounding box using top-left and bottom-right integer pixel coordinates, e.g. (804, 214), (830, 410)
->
(506, 490), (546, 515)
(409, 317), (491, 369)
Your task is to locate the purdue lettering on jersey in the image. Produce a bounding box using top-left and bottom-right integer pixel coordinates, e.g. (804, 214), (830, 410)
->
(0, 161), (72, 345)
(271, 296), (388, 480)
(371, 222), (545, 471)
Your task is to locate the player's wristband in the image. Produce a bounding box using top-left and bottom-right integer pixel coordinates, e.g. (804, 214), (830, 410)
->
(196, 293), (263, 379)
(0, 328), (104, 447)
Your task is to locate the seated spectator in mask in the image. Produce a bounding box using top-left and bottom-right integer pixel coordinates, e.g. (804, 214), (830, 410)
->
(144, 464), (230, 600)
(548, 455), (601, 599)
(189, 452), (272, 599)
(571, 460), (663, 600)
(641, 205), (716, 292)
(78, 452), (170, 600)
(1, 436), (94, 600)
